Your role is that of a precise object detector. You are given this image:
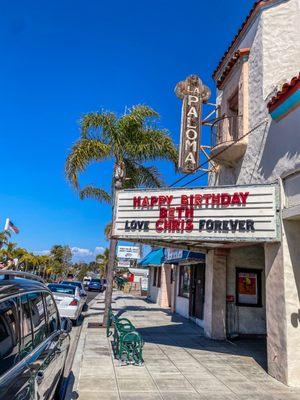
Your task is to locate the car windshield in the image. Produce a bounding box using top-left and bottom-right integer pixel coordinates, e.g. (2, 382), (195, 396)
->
(48, 284), (75, 295)
(90, 279), (101, 283)
(61, 281), (82, 288)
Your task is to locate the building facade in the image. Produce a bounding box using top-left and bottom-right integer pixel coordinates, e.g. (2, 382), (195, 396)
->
(113, 0), (300, 387)
(208, 0), (300, 386)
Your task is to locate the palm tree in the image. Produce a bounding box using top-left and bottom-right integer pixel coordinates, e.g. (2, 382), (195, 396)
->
(65, 104), (177, 325)
(0, 230), (11, 249)
(96, 248), (111, 277)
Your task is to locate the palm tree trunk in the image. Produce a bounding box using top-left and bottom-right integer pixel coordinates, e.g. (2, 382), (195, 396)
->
(103, 237), (117, 326)
(103, 162), (124, 327)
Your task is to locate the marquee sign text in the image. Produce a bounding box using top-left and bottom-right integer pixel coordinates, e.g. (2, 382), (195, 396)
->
(113, 184), (279, 244)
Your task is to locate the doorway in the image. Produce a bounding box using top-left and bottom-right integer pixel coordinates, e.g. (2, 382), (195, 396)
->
(189, 264), (205, 319)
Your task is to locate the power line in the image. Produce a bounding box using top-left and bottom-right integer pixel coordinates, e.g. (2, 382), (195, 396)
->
(169, 118), (269, 188)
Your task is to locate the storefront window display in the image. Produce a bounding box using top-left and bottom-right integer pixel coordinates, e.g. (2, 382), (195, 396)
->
(179, 266), (191, 298)
(236, 268), (262, 307)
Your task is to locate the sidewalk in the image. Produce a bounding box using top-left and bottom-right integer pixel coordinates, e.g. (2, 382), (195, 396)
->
(67, 292), (300, 400)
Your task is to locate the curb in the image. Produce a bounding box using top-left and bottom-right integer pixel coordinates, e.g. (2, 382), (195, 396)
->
(63, 292), (104, 400)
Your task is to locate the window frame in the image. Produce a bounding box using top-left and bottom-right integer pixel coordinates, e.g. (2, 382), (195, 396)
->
(0, 297), (21, 377)
(42, 291), (60, 335)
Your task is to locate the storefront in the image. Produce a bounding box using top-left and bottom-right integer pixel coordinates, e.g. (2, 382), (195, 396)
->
(164, 248), (205, 326)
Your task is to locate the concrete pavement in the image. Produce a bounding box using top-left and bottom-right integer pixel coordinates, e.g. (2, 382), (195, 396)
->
(66, 292), (300, 400)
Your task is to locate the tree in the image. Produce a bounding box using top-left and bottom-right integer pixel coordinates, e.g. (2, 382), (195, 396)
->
(49, 245), (72, 277)
(65, 104), (177, 325)
(0, 230), (11, 249)
(96, 248), (110, 277)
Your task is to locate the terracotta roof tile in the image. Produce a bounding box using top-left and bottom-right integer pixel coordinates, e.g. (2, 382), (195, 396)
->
(213, 0), (277, 80)
(216, 48), (250, 89)
(267, 73), (300, 111)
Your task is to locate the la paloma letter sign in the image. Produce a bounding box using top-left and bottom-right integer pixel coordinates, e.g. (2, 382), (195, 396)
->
(175, 75), (210, 173)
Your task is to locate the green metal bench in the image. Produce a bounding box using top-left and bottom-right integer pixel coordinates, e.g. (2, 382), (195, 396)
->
(106, 308), (143, 365)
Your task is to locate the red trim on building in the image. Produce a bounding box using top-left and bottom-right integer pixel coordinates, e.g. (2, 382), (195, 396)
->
(213, 0), (278, 81)
(216, 48), (250, 89)
(267, 74), (300, 112)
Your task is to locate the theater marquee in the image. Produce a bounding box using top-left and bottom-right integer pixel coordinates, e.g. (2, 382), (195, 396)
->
(112, 184), (280, 247)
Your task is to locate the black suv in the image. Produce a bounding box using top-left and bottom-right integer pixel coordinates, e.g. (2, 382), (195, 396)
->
(0, 271), (72, 400)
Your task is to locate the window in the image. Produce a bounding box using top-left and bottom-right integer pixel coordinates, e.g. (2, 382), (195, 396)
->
(227, 90), (239, 140)
(0, 298), (20, 376)
(27, 293), (47, 347)
(44, 292), (59, 334)
(153, 268), (161, 287)
(20, 295), (33, 358)
(178, 266), (191, 298)
(48, 284), (75, 295)
(236, 268), (262, 307)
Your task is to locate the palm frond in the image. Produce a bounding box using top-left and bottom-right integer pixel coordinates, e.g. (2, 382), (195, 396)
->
(104, 222), (112, 240)
(65, 139), (111, 188)
(80, 112), (117, 140)
(123, 159), (163, 188)
(79, 186), (112, 203)
(124, 129), (178, 164)
(117, 105), (159, 148)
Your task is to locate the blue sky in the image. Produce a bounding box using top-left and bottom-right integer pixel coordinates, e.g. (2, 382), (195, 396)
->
(0, 0), (253, 261)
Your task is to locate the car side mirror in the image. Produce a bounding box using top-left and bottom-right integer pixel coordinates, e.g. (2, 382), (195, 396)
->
(61, 317), (72, 333)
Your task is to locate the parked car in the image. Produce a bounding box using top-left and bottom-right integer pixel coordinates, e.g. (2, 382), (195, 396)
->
(60, 280), (87, 301)
(88, 278), (103, 292)
(48, 284), (85, 325)
(82, 276), (91, 288)
(0, 270), (72, 400)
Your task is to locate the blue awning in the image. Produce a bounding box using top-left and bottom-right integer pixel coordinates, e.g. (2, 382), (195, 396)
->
(164, 249), (205, 264)
(138, 248), (164, 267)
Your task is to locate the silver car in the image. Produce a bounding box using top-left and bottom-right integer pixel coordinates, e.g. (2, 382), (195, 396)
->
(48, 283), (85, 325)
(60, 280), (87, 303)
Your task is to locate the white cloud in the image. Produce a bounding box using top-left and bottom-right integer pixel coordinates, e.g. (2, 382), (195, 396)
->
(94, 246), (105, 255)
(71, 247), (93, 256)
(33, 250), (50, 255)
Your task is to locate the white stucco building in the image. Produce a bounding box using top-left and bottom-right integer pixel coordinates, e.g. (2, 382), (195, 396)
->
(208, 0), (300, 386)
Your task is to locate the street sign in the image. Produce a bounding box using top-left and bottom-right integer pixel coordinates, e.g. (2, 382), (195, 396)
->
(117, 246), (140, 259)
(175, 75), (210, 173)
(112, 183), (280, 247)
(117, 260), (131, 268)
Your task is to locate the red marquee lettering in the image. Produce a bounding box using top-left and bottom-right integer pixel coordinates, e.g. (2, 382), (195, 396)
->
(221, 193), (231, 206)
(150, 196), (158, 206)
(181, 195), (188, 205)
(159, 208), (168, 218)
(155, 219), (163, 233)
(239, 192), (249, 204)
(133, 196), (141, 208)
(158, 195), (166, 205)
(231, 193), (241, 205)
(141, 197), (149, 207)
